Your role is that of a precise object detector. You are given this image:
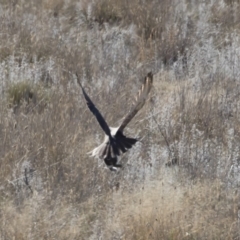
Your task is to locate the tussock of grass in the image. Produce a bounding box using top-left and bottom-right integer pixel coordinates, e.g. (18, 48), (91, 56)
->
(92, 0), (122, 25)
(6, 81), (51, 113)
(7, 81), (35, 106)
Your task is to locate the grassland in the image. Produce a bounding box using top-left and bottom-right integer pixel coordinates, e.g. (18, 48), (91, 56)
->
(0, 0), (240, 239)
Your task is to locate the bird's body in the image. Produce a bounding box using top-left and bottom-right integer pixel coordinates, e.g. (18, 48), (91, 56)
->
(90, 127), (138, 170)
(76, 72), (153, 171)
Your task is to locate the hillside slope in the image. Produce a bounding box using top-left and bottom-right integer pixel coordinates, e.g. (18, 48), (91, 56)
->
(0, 0), (240, 239)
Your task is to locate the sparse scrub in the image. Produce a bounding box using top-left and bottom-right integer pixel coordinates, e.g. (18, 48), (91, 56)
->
(0, 0), (240, 239)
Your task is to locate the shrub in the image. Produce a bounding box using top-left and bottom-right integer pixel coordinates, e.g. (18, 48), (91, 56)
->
(7, 81), (50, 113)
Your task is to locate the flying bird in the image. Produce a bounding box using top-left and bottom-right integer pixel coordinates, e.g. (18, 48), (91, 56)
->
(76, 72), (153, 171)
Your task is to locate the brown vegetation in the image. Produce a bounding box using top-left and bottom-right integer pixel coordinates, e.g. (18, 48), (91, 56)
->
(0, 0), (240, 239)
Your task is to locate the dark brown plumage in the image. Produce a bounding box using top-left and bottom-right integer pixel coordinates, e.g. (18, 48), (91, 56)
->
(76, 72), (153, 171)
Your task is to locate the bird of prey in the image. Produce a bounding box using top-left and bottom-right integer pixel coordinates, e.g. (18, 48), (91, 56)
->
(76, 72), (153, 171)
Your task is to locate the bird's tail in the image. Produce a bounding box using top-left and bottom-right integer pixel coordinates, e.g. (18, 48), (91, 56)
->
(113, 133), (138, 157)
(89, 132), (138, 167)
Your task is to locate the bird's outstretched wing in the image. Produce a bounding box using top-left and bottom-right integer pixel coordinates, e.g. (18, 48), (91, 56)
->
(76, 73), (111, 137)
(118, 72), (153, 132)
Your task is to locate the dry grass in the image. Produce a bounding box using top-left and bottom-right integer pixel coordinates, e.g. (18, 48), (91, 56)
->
(1, 176), (238, 239)
(0, 0), (240, 239)
(113, 178), (239, 240)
